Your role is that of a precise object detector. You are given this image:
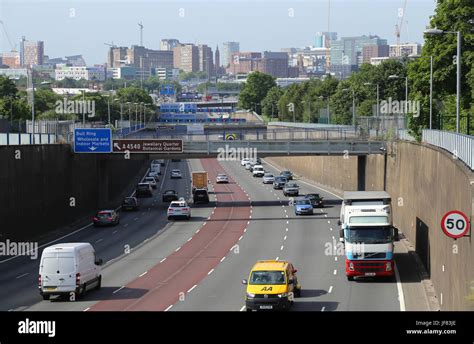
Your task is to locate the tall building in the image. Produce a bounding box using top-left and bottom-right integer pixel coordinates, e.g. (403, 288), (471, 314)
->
(227, 52), (261, 75)
(222, 42), (240, 68)
(315, 32), (337, 48)
(173, 44), (199, 72)
(362, 45), (389, 64)
(108, 47), (129, 68)
(389, 43), (422, 57)
(330, 35), (387, 77)
(215, 45), (220, 75)
(141, 50), (173, 70)
(20, 38), (44, 67)
(0, 52), (21, 68)
(198, 44), (214, 78)
(260, 51), (289, 78)
(160, 39), (180, 51)
(55, 65), (106, 81)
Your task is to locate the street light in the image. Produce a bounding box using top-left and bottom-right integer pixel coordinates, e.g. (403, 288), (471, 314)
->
(424, 28), (462, 133)
(388, 75), (408, 133)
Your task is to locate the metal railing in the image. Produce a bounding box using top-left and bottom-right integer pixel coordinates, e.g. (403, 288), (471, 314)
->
(422, 129), (474, 170)
(0, 133), (57, 146)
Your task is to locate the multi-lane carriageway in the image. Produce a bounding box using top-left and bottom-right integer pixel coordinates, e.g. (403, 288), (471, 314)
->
(0, 158), (403, 311)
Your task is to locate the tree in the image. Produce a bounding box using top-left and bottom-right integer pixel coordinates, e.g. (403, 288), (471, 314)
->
(116, 87), (154, 105)
(261, 86), (283, 118)
(408, 0), (473, 136)
(238, 72), (276, 114)
(34, 88), (60, 115)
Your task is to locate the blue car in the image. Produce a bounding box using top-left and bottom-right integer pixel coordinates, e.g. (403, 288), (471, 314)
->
(294, 198), (314, 215)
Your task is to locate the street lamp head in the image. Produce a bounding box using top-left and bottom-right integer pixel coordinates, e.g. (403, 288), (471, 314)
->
(388, 75), (399, 79)
(424, 28), (444, 35)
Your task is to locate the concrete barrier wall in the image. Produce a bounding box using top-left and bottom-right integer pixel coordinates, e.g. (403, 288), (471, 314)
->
(0, 145), (148, 242)
(267, 141), (474, 310)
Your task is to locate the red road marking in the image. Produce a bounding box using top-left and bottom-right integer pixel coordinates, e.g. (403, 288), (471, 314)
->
(89, 158), (250, 311)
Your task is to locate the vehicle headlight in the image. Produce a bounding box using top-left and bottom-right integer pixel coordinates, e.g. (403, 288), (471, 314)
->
(277, 293), (288, 298)
(246, 292), (255, 298)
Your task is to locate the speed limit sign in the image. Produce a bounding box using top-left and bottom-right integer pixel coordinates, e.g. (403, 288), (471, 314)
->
(441, 210), (470, 239)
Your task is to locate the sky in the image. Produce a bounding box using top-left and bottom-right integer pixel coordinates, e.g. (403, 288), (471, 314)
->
(0, 0), (437, 65)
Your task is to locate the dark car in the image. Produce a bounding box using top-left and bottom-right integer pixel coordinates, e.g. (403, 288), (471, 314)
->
(305, 193), (324, 208)
(273, 176), (287, 190)
(136, 183), (153, 197)
(171, 158), (181, 162)
(122, 197), (139, 211)
(280, 170), (293, 180)
(162, 190), (179, 203)
(193, 189), (209, 204)
(93, 210), (120, 227)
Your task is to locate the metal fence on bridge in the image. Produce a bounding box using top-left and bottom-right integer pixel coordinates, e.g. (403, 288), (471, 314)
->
(422, 130), (474, 170)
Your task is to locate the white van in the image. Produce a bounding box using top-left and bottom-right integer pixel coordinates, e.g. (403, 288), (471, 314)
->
(38, 243), (103, 300)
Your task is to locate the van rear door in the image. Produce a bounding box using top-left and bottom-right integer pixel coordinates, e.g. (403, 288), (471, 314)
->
(41, 253), (76, 291)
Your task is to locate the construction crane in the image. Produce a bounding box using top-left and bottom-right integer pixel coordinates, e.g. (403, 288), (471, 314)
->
(395, 0), (408, 47)
(138, 22), (143, 46)
(104, 41), (117, 48)
(0, 20), (17, 52)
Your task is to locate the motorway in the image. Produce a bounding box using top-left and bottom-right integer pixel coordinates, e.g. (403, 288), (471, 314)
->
(0, 157), (401, 311)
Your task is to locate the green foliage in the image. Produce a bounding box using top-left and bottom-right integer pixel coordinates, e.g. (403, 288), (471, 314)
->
(238, 72), (276, 114)
(261, 86), (283, 118)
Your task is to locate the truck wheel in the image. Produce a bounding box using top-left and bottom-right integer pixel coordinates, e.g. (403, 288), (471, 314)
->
(294, 287), (301, 298)
(347, 276), (354, 281)
(167, 216), (172, 220)
(42, 294), (50, 301)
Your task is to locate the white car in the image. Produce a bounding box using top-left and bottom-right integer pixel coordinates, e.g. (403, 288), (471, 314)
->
(167, 198), (191, 220)
(252, 165), (265, 177)
(170, 169), (182, 179)
(150, 163), (161, 175)
(144, 176), (157, 189)
(262, 173), (275, 184)
(245, 162), (252, 170)
(39, 243), (102, 300)
(216, 174), (229, 183)
(241, 158), (250, 166)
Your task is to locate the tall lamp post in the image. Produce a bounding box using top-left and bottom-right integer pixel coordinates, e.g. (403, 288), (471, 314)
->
(424, 28), (461, 133)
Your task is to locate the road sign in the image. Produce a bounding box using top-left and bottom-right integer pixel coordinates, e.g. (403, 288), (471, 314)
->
(441, 210), (470, 239)
(74, 128), (112, 153)
(112, 139), (183, 153)
(225, 133), (237, 141)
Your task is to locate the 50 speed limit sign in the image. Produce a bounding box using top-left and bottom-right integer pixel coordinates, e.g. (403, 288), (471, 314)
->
(441, 210), (470, 239)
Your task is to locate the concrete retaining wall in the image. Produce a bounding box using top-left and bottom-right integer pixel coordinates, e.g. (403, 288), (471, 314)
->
(0, 145), (148, 242)
(267, 141), (474, 310)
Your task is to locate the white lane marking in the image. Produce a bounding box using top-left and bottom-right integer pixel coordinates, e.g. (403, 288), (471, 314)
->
(175, 246), (181, 252)
(160, 258), (167, 263)
(285, 215), (289, 218)
(335, 257), (338, 261)
(95, 239), (103, 243)
(207, 269), (214, 275)
(286, 221), (289, 224)
(134, 217), (138, 221)
(328, 220), (331, 224)
(321, 306), (326, 312)
(239, 235), (243, 241)
(333, 269), (337, 275)
(240, 306), (246, 312)
(123, 223), (129, 227)
(286, 228), (289, 232)
(187, 285), (197, 293)
(284, 236), (287, 240)
(282, 205), (285, 208)
(197, 228), (201, 233)
(207, 217), (211, 220)
(113, 230), (118, 234)
(328, 286), (333, 294)
(394, 264), (406, 311)
(280, 245), (284, 251)
(187, 237), (192, 242)
(275, 257), (279, 260)
(139, 271), (148, 277)
(247, 221), (250, 225)
(142, 212), (146, 215)
(249, 215), (252, 219)
(16, 273), (29, 279)
(113, 286), (125, 294)
(330, 228), (333, 231)
(284, 210), (287, 213)
(324, 214), (327, 217)
(244, 228), (247, 233)
(220, 256), (226, 262)
(164, 305), (173, 312)
(83, 307), (90, 312)
(332, 236), (335, 240)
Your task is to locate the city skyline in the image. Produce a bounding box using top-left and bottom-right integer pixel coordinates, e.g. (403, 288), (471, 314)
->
(0, 0), (436, 65)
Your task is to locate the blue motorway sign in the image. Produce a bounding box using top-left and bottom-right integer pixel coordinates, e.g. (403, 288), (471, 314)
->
(74, 128), (112, 153)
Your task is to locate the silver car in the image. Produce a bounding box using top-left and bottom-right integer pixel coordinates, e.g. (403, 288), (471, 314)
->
(262, 173), (275, 184)
(170, 169), (182, 179)
(216, 174), (229, 183)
